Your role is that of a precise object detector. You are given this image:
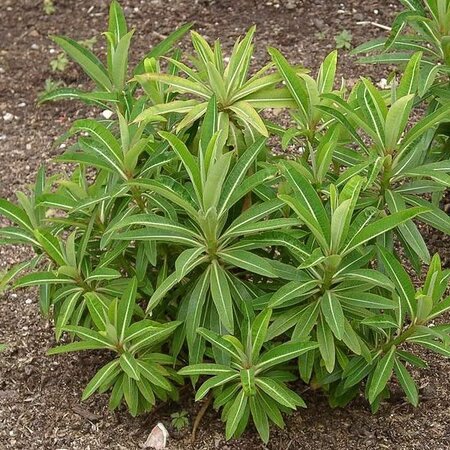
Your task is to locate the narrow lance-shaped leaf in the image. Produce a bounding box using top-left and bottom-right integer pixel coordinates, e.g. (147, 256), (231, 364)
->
(116, 277), (137, 342)
(210, 260), (234, 333)
(320, 291), (345, 340)
(378, 246), (416, 319)
(368, 346), (396, 404)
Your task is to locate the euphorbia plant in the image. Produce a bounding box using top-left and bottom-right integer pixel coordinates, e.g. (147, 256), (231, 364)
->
(133, 27), (299, 148)
(180, 309), (317, 443)
(1, 0), (450, 444)
(39, 0), (192, 114)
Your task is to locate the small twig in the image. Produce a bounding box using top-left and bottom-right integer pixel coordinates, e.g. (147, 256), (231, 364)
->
(356, 21), (392, 31)
(152, 31), (169, 40)
(191, 392), (213, 443)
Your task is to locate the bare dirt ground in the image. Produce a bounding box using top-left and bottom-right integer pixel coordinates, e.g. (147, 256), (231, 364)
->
(1, 1), (450, 449)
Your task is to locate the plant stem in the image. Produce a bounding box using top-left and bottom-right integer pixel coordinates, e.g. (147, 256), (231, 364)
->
(191, 392), (213, 443)
(381, 324), (417, 353)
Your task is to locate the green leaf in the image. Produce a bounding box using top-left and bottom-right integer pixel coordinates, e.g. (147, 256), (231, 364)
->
(256, 377), (304, 409)
(394, 358), (419, 406)
(210, 260), (234, 333)
(119, 352), (140, 380)
(225, 390), (248, 440)
(218, 137), (267, 215)
(343, 207), (428, 255)
(368, 346), (396, 404)
(116, 277), (137, 342)
(128, 321), (180, 353)
(55, 290), (83, 340)
(84, 268), (121, 283)
(113, 228), (200, 247)
(378, 246), (416, 319)
(338, 269), (395, 290)
(321, 291), (345, 340)
(71, 119), (125, 178)
(317, 50), (338, 94)
(195, 373), (240, 401)
(178, 363), (236, 376)
(386, 190), (430, 263)
(15, 272), (76, 288)
(269, 280), (319, 308)
(64, 325), (115, 349)
(250, 396), (270, 443)
(250, 309), (272, 362)
(399, 104), (450, 156)
(159, 131), (203, 202)
(111, 31), (134, 90)
(342, 320), (362, 355)
(186, 267), (210, 347)
(202, 151), (233, 210)
(228, 101), (268, 136)
(134, 23), (192, 75)
(291, 300), (321, 341)
(404, 196), (450, 235)
(0, 199), (33, 233)
(175, 247), (205, 282)
(137, 73), (211, 98)
(337, 291), (397, 309)
(47, 340), (107, 355)
(82, 360), (120, 400)
(196, 328), (241, 360)
(256, 341), (318, 372)
(218, 250), (277, 278)
(224, 26), (256, 94)
(122, 375), (138, 416)
(85, 292), (108, 330)
(268, 47), (310, 125)
(317, 314), (335, 373)
(384, 95), (414, 151)
(108, 0), (127, 42)
(282, 161), (330, 242)
(52, 36), (112, 90)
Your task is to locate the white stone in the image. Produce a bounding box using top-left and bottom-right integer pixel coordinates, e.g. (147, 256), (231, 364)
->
(101, 109), (113, 119)
(143, 423), (169, 449)
(3, 113), (14, 122)
(377, 78), (389, 89)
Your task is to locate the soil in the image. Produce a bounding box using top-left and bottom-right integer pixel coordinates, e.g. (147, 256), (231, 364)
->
(1, 0), (450, 449)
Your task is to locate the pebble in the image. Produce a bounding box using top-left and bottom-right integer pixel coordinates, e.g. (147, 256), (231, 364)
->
(25, 298), (32, 304)
(3, 112), (14, 122)
(101, 109), (113, 119)
(31, 43), (39, 50)
(377, 78), (389, 89)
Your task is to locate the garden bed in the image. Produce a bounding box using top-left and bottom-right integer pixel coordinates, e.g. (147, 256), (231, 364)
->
(1, 1), (450, 449)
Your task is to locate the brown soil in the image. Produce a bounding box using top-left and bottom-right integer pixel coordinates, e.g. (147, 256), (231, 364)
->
(1, 1), (450, 449)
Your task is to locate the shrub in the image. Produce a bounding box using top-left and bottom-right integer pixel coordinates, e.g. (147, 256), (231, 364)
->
(1, 0), (450, 444)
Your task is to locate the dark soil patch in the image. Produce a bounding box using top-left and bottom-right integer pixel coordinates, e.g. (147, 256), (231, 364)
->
(1, 1), (450, 449)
